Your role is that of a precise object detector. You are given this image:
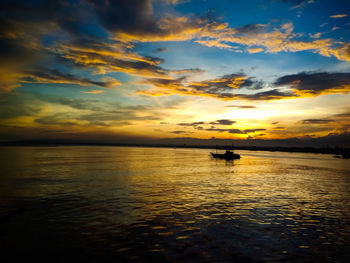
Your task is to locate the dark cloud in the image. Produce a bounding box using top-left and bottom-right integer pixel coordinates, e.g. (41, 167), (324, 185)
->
(140, 67), (349, 101)
(235, 24), (266, 34)
(301, 119), (335, 124)
(86, 0), (210, 42)
(226, 89), (295, 100)
(204, 128), (244, 134)
(209, 119), (236, 125)
(141, 70), (350, 100)
(226, 105), (256, 108)
(203, 128), (266, 134)
(176, 122), (266, 134)
(141, 72), (298, 100)
(178, 119), (235, 127)
(22, 69), (116, 88)
(178, 121), (205, 126)
(275, 72), (350, 95)
(143, 77), (186, 87)
(35, 114), (77, 127)
(153, 47), (168, 53)
(171, 130), (192, 134)
(334, 112), (350, 118)
(188, 73), (254, 93)
(88, 0), (158, 36)
(0, 93), (42, 119)
(0, 37), (38, 65)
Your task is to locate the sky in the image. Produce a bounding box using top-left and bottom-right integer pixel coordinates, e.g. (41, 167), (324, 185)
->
(0, 0), (349, 146)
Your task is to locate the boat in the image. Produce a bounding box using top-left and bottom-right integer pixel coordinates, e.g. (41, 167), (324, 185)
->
(210, 150), (240, 160)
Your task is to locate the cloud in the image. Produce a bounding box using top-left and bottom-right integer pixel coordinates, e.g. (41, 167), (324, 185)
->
(0, 0), (96, 92)
(309, 32), (322, 39)
(209, 119), (236, 125)
(34, 113), (79, 127)
(247, 47), (265, 53)
(227, 105), (256, 108)
(153, 47), (168, 53)
(176, 119), (267, 135)
(81, 90), (104, 94)
(0, 32), (42, 93)
(203, 128), (266, 134)
(139, 72), (296, 100)
(160, 0), (188, 4)
(87, 0), (222, 43)
(21, 69), (119, 88)
(177, 119), (236, 127)
(139, 73), (247, 98)
(244, 128), (267, 133)
(171, 130), (192, 134)
(330, 14), (348, 18)
(140, 69), (350, 101)
(301, 119), (335, 124)
(0, 0), (207, 93)
(334, 112), (350, 118)
(196, 21), (350, 61)
(178, 121), (205, 126)
(57, 42), (170, 78)
(2, 0), (350, 97)
(204, 128), (244, 134)
(189, 73), (265, 91)
(275, 71), (350, 96)
(331, 43), (350, 62)
(0, 92), (179, 132)
(0, 93), (42, 119)
(56, 41), (203, 80)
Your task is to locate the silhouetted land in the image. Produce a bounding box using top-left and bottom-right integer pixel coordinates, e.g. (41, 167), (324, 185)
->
(1, 140), (349, 158)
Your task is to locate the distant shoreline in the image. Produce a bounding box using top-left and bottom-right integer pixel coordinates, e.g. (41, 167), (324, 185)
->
(1, 141), (349, 158)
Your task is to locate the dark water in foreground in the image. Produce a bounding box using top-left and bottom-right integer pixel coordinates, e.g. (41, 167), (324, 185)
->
(0, 146), (349, 262)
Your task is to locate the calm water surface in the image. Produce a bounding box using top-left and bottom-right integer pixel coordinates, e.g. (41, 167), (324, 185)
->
(0, 146), (349, 262)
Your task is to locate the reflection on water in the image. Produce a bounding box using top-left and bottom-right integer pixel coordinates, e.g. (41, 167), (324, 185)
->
(0, 146), (349, 262)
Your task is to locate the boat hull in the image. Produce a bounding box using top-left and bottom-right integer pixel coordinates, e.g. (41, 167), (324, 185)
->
(210, 152), (240, 160)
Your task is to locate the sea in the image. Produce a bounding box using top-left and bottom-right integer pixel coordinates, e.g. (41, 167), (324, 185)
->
(0, 146), (349, 262)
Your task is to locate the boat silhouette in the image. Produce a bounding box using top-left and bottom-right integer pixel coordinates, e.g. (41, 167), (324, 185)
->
(210, 150), (240, 160)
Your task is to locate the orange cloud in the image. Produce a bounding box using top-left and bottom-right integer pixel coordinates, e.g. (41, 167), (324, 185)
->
(195, 22), (350, 61)
(330, 14), (347, 18)
(247, 47), (264, 53)
(81, 90), (104, 94)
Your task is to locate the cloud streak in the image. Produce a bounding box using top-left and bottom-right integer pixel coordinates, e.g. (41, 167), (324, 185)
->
(330, 14), (347, 18)
(21, 69), (119, 88)
(301, 119), (334, 124)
